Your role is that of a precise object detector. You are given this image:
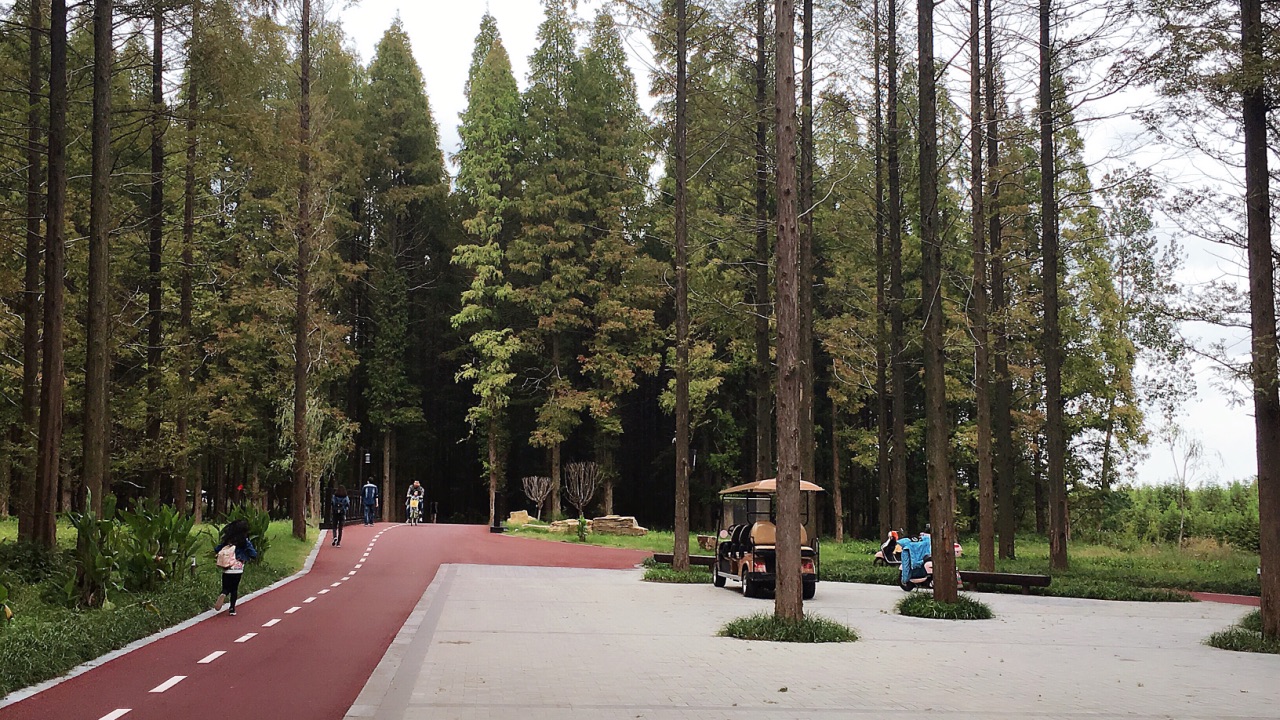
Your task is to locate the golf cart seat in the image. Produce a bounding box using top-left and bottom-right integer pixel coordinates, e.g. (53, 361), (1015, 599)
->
(748, 521), (808, 549)
(725, 523), (751, 558)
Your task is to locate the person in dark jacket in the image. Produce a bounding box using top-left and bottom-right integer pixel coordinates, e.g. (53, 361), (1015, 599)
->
(362, 480), (379, 525)
(332, 486), (351, 547)
(214, 519), (258, 616)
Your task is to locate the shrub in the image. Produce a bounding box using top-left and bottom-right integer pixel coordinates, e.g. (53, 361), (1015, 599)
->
(0, 541), (65, 585)
(117, 499), (200, 592)
(1240, 610), (1262, 633)
(643, 566), (710, 583)
(719, 613), (857, 642)
(897, 593), (994, 620)
(65, 495), (121, 608)
(1206, 627), (1280, 654)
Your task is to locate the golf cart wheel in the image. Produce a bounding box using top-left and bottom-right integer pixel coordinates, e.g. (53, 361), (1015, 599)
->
(741, 570), (756, 598)
(873, 556), (887, 567)
(803, 581), (816, 600)
(900, 580), (914, 592)
(713, 566), (726, 588)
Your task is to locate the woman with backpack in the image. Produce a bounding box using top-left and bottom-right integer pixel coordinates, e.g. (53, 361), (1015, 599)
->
(214, 519), (258, 616)
(332, 486), (351, 547)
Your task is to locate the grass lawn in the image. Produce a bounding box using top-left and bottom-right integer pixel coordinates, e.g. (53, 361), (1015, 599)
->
(0, 519), (316, 697)
(507, 523), (1260, 601)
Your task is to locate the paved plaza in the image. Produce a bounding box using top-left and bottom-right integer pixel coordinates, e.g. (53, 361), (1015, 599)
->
(346, 564), (1279, 720)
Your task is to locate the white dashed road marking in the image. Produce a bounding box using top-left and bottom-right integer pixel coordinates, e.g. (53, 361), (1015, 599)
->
(331, 582), (342, 587)
(263, 618), (281, 627)
(99, 710), (131, 720)
(196, 651), (225, 664)
(234, 633), (257, 643)
(355, 563), (363, 568)
(319, 589), (330, 595)
(285, 606), (301, 614)
(149, 676), (186, 693)
(304, 597), (317, 603)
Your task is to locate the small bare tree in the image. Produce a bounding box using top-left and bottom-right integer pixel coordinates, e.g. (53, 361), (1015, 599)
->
(521, 476), (552, 520)
(563, 462), (601, 541)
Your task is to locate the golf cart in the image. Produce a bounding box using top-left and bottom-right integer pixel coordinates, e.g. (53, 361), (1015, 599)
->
(711, 478), (823, 599)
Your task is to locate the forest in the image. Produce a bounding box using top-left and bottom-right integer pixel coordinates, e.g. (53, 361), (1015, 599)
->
(0, 0), (1275, 623)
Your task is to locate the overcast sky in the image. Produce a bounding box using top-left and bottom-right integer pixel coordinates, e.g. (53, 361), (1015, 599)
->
(335, 0), (1259, 489)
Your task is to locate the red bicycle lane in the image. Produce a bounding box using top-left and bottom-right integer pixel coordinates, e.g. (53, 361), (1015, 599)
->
(1, 524), (647, 720)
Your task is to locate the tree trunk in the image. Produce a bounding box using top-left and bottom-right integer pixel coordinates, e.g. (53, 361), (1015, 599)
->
(672, 0), (691, 572)
(1034, 433), (1047, 534)
(382, 429), (394, 522)
(214, 454), (226, 518)
(753, 0), (773, 484)
(488, 419), (499, 526)
(35, 0), (69, 549)
(17, 0), (44, 541)
(550, 443), (561, 519)
(986, 0), (1014, 559)
(773, 0), (804, 621)
(918, 0), (957, 603)
(969, 0), (994, 574)
(549, 339), (562, 519)
(292, 0), (312, 541)
(887, 0), (908, 534)
(1039, 0), (1068, 571)
(831, 405), (843, 542)
(1241, 0), (1280, 641)
(873, 0), (890, 538)
(798, 0), (815, 495)
(176, 0), (200, 516)
(145, 5), (165, 502)
(84, 0), (114, 517)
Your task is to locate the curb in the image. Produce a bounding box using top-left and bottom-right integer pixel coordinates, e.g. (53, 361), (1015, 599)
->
(0, 528), (328, 709)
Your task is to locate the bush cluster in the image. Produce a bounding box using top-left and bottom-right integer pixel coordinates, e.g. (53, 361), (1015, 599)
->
(1206, 612), (1279, 655)
(1086, 481), (1261, 552)
(896, 593), (994, 620)
(719, 613), (857, 643)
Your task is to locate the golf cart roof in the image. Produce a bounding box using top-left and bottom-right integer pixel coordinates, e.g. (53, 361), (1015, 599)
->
(719, 478), (825, 495)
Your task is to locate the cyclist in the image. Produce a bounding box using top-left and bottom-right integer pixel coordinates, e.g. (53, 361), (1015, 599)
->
(406, 481), (425, 525)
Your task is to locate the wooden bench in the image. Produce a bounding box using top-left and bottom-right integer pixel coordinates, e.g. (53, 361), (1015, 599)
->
(652, 552), (716, 568)
(958, 571), (1051, 594)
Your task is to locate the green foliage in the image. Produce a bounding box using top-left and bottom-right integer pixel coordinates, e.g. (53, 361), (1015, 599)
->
(642, 564), (711, 583)
(897, 593), (994, 620)
(1240, 609), (1263, 633)
(1206, 626), (1280, 655)
(1098, 481), (1261, 551)
(65, 495), (120, 609)
(217, 504), (272, 560)
(0, 541), (64, 585)
(719, 613), (858, 643)
(115, 500), (200, 592)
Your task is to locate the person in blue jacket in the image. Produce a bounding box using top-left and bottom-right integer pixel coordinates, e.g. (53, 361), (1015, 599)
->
(215, 519), (258, 616)
(362, 479), (380, 525)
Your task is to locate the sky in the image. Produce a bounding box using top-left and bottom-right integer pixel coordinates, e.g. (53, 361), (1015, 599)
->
(335, 1), (1260, 489)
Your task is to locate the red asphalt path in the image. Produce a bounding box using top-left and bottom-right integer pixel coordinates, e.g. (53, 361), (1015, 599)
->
(1, 523), (647, 720)
(1188, 591), (1262, 607)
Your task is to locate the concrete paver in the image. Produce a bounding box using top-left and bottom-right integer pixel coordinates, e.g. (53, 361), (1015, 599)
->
(347, 565), (1279, 720)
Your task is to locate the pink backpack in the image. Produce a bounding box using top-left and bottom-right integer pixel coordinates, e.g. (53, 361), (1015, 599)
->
(216, 545), (237, 569)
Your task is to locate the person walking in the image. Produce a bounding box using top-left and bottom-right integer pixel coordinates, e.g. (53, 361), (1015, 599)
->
(362, 478), (379, 526)
(332, 486), (351, 546)
(214, 519), (258, 616)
